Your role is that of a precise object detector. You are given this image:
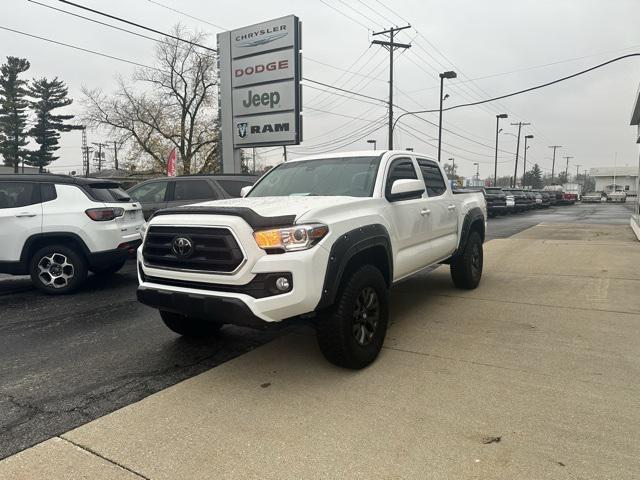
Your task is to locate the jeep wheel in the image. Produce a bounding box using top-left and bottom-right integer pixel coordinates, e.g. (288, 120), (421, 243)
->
(160, 310), (223, 338)
(316, 265), (389, 369)
(91, 260), (126, 276)
(30, 245), (88, 295)
(450, 230), (483, 289)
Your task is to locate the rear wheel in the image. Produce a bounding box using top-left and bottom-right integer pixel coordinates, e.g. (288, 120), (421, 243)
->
(316, 265), (389, 369)
(160, 310), (224, 337)
(29, 245), (88, 294)
(450, 230), (483, 289)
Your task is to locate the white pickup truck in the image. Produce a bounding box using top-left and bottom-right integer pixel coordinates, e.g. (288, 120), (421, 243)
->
(137, 151), (486, 368)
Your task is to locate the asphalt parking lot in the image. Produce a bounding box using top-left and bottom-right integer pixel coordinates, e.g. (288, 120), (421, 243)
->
(0, 201), (636, 461)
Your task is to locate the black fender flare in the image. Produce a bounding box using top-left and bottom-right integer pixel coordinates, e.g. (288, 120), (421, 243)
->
(453, 207), (485, 257)
(315, 224), (393, 311)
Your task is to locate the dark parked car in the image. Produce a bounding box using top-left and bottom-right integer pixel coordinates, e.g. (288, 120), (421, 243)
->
(544, 188), (563, 205)
(483, 187), (508, 216)
(128, 174), (259, 219)
(505, 189), (529, 212)
(534, 190), (551, 208)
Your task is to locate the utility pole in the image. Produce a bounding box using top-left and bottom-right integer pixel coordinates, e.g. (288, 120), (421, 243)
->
(449, 157), (455, 177)
(522, 134), (533, 188)
(252, 147), (256, 173)
(372, 25), (411, 150)
(548, 145), (562, 183)
(110, 141), (120, 170)
(283, 145), (288, 162)
(92, 142), (108, 172)
(494, 114), (508, 186)
(84, 146), (93, 177)
(563, 156), (573, 183)
(575, 164), (581, 183)
(511, 122), (531, 187)
(81, 126), (88, 176)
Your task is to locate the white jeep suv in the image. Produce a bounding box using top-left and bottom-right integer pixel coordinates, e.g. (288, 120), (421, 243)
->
(0, 174), (144, 294)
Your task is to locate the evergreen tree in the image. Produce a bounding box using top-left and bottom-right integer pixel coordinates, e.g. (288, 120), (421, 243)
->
(27, 77), (80, 172)
(523, 163), (543, 189)
(0, 57), (30, 172)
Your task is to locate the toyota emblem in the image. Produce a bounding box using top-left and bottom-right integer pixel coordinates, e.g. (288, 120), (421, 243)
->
(172, 236), (193, 258)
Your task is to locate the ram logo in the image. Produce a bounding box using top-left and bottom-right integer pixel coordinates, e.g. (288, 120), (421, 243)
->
(237, 122), (248, 138)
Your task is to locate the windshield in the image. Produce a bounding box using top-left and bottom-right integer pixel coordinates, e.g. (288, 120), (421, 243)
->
(248, 156), (381, 198)
(87, 184), (131, 202)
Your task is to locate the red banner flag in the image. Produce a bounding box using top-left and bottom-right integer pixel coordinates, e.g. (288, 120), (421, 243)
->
(167, 148), (177, 177)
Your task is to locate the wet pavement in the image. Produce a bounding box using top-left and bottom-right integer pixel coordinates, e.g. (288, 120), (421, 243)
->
(0, 201), (636, 460)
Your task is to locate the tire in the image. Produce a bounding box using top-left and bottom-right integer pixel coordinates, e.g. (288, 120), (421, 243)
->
(450, 230), (483, 290)
(160, 310), (223, 338)
(91, 260), (126, 276)
(29, 244), (88, 295)
(316, 265), (389, 369)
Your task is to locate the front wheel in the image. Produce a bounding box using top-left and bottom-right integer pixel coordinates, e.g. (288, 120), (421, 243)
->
(316, 265), (389, 369)
(29, 245), (88, 294)
(450, 230), (483, 289)
(160, 310), (224, 337)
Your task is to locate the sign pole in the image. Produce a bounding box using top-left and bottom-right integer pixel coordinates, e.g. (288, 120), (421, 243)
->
(217, 30), (242, 173)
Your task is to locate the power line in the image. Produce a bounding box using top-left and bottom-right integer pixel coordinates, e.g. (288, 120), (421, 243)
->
(57, 0), (216, 52)
(0, 25), (159, 70)
(303, 78), (387, 104)
(28, 0), (189, 51)
(317, 0), (371, 31)
(145, 0), (226, 30)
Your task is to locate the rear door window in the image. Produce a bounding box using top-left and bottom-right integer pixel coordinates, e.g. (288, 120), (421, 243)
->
(129, 181), (169, 203)
(0, 182), (40, 208)
(217, 179), (254, 197)
(174, 180), (219, 201)
(417, 159), (447, 197)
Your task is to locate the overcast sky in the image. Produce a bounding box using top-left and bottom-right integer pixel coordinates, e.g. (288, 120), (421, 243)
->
(2, 0), (639, 179)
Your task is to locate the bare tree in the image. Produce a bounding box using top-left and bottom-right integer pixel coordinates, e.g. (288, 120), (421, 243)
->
(82, 26), (218, 174)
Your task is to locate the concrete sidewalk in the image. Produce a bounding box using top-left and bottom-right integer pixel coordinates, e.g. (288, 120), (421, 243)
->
(2, 223), (640, 479)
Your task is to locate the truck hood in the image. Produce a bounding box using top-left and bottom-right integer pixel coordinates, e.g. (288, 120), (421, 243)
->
(188, 196), (367, 220)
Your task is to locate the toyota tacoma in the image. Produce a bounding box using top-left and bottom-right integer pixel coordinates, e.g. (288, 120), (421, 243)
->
(137, 151), (486, 369)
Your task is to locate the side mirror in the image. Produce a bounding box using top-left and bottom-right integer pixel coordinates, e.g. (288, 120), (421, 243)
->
(240, 185), (252, 197)
(388, 179), (425, 201)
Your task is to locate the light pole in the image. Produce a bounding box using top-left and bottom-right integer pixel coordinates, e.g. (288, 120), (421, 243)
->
(367, 139), (377, 151)
(494, 114), (508, 186)
(473, 162), (480, 185)
(438, 70), (457, 163)
(448, 157), (455, 178)
(522, 134), (533, 187)
(510, 122), (531, 187)
(548, 145), (562, 183)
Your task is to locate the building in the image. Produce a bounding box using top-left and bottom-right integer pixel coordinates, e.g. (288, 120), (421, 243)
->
(589, 166), (638, 196)
(630, 83), (640, 240)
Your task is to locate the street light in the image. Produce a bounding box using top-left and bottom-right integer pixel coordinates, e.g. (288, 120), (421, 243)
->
(366, 139), (377, 151)
(522, 134), (534, 187)
(494, 114), (508, 186)
(473, 162), (480, 185)
(437, 70), (457, 163)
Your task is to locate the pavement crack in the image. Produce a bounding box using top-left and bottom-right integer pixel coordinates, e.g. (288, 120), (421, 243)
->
(59, 436), (151, 480)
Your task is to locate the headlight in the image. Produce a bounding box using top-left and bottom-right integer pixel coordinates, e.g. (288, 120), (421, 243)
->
(139, 221), (149, 241)
(253, 224), (329, 252)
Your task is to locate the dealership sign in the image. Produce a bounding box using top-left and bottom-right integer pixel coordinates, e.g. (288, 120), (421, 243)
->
(218, 15), (302, 152)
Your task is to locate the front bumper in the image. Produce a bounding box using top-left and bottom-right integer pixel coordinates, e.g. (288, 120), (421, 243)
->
(137, 286), (270, 329)
(137, 238), (330, 324)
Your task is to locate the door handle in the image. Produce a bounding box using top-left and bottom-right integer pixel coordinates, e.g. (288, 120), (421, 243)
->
(420, 208), (431, 216)
(15, 213), (37, 218)
(447, 205), (456, 211)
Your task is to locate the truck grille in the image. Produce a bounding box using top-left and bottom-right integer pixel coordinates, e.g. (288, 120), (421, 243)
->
(143, 226), (244, 273)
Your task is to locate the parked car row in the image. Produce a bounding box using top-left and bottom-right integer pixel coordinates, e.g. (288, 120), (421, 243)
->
(454, 186), (574, 216)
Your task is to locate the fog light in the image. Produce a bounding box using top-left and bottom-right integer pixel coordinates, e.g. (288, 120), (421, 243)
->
(275, 277), (290, 292)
